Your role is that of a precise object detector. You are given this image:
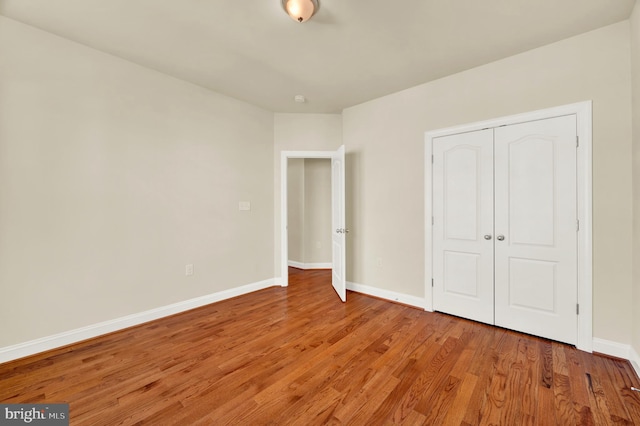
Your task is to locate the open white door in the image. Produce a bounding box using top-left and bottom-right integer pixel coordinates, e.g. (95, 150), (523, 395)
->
(331, 145), (347, 302)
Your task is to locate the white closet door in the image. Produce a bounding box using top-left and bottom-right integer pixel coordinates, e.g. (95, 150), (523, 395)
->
(433, 129), (495, 325)
(493, 115), (578, 344)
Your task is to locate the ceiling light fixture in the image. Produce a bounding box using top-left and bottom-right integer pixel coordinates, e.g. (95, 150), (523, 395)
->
(282, 0), (319, 23)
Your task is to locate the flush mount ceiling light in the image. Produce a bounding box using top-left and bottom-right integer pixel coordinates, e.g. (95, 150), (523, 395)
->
(282, 0), (319, 23)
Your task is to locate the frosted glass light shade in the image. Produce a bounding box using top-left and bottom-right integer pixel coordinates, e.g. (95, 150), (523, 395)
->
(282, 0), (318, 23)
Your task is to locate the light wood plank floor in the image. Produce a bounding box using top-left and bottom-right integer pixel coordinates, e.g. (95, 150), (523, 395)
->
(2, 268), (640, 425)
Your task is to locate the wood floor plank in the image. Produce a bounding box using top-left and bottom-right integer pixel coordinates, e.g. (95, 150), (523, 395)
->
(564, 346), (596, 425)
(413, 331), (474, 415)
(479, 331), (521, 425)
(585, 365), (615, 425)
(592, 353), (636, 424)
(460, 327), (504, 425)
(332, 367), (397, 424)
(335, 369), (400, 425)
(2, 268), (640, 425)
(553, 373), (577, 426)
(366, 333), (448, 422)
(389, 335), (460, 422)
(441, 372), (479, 425)
(609, 359), (640, 423)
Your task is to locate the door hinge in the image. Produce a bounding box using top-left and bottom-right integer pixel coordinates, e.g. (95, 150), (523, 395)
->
(576, 219), (580, 232)
(576, 136), (579, 147)
(432, 216), (434, 225)
(576, 303), (580, 315)
(432, 278), (434, 287)
(431, 154), (434, 164)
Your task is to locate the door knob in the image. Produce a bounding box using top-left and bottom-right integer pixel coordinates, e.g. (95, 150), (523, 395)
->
(484, 235), (492, 240)
(497, 235), (505, 241)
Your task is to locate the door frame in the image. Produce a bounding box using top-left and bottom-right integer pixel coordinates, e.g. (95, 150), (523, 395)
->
(424, 101), (593, 352)
(280, 150), (335, 288)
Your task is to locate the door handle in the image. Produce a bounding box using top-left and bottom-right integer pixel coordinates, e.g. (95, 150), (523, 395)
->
(497, 235), (505, 241)
(484, 235), (492, 240)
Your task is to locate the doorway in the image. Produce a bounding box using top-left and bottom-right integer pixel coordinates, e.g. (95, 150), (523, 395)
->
(287, 158), (332, 271)
(281, 147), (347, 301)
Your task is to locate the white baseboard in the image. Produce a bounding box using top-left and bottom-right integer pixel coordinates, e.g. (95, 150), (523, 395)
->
(630, 346), (640, 380)
(0, 278), (277, 364)
(347, 281), (425, 310)
(288, 261), (332, 270)
(592, 338), (632, 359)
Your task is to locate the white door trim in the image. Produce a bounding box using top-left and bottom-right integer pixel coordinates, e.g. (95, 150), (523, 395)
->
(424, 101), (593, 352)
(280, 150), (334, 288)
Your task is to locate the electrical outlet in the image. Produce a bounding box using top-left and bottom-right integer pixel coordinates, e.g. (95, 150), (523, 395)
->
(185, 264), (194, 276)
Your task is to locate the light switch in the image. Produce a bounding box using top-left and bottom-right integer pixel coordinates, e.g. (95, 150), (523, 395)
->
(239, 201), (251, 211)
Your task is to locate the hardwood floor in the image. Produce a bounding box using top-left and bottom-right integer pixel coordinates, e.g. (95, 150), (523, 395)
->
(1, 268), (639, 425)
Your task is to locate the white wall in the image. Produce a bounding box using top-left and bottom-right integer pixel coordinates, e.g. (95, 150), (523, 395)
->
(303, 159), (332, 265)
(0, 17), (275, 347)
(287, 159), (305, 263)
(343, 22), (633, 344)
(287, 159), (332, 267)
(274, 114), (342, 278)
(631, 1), (640, 364)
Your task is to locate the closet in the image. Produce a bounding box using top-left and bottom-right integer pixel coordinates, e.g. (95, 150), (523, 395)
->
(432, 114), (578, 345)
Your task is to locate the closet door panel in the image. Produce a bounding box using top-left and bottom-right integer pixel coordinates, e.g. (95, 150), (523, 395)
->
(432, 129), (494, 325)
(494, 115), (578, 344)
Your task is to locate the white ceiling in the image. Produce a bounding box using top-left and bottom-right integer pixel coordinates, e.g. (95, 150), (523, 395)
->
(0, 0), (636, 113)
